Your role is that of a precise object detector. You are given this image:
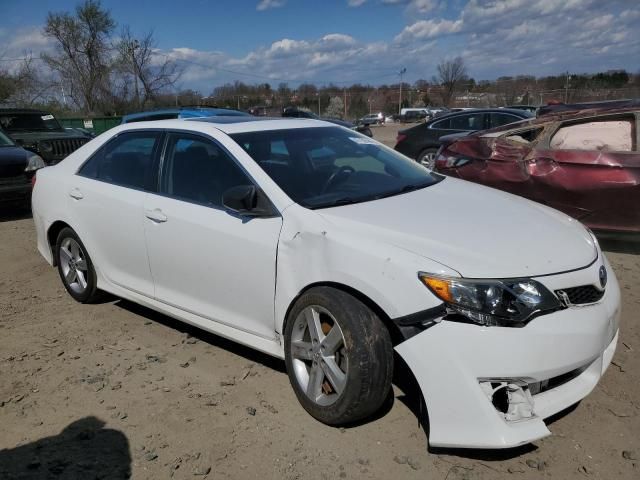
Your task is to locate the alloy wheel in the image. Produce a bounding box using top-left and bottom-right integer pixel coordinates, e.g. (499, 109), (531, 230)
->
(59, 237), (89, 294)
(290, 305), (348, 406)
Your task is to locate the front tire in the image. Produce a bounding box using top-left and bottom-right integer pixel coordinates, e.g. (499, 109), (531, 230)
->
(284, 287), (393, 425)
(55, 227), (100, 303)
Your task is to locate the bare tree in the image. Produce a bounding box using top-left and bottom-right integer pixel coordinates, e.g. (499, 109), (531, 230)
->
(435, 57), (467, 107)
(116, 26), (182, 108)
(42, 0), (115, 113)
(324, 96), (344, 119)
(0, 55), (56, 106)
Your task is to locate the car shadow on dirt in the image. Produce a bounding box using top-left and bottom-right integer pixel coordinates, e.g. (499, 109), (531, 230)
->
(113, 298), (287, 374)
(0, 205), (32, 223)
(597, 232), (640, 255)
(0, 416), (131, 479)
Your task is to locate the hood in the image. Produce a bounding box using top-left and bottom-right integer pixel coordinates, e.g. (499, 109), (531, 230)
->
(316, 177), (596, 278)
(9, 131), (85, 144)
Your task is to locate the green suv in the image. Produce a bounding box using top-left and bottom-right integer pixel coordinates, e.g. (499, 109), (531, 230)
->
(0, 109), (90, 165)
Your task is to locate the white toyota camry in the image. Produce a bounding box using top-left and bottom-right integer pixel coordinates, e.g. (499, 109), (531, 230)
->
(32, 117), (620, 449)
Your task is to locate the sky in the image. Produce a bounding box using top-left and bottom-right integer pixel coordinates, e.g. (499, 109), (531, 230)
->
(1, 0), (639, 94)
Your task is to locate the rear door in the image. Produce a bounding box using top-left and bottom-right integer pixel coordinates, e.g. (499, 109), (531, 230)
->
(70, 130), (162, 297)
(143, 131), (283, 339)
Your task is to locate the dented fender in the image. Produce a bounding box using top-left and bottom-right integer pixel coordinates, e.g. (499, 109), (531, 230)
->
(273, 203), (457, 335)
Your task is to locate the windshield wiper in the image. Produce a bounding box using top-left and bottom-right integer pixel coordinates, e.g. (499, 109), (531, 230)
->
(311, 196), (367, 209)
(377, 182), (432, 199)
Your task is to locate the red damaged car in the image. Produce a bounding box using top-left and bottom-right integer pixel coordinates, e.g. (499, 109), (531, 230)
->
(434, 106), (640, 233)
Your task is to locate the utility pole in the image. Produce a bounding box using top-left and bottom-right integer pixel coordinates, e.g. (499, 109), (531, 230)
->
(564, 71), (571, 103)
(343, 88), (347, 119)
(398, 67), (406, 115)
(316, 92), (320, 115)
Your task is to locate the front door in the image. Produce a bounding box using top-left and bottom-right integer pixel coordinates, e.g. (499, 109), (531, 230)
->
(143, 132), (282, 339)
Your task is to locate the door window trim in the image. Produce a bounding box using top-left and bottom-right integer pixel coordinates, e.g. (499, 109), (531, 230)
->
(153, 130), (281, 215)
(75, 129), (165, 193)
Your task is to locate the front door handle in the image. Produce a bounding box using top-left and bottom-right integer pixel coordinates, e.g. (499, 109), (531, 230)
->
(69, 188), (83, 200)
(145, 208), (168, 223)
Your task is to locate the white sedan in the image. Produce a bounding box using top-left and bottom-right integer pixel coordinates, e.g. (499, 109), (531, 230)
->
(31, 117), (619, 449)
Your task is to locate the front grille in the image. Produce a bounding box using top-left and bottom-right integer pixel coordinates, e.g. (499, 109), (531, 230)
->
(45, 138), (88, 161)
(555, 285), (604, 306)
(529, 364), (589, 395)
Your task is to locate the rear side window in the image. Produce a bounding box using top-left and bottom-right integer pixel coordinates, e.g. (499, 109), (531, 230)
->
(160, 133), (252, 208)
(489, 113), (523, 129)
(78, 131), (161, 190)
(550, 119), (635, 152)
(449, 113), (486, 131)
(431, 118), (450, 129)
(503, 127), (544, 145)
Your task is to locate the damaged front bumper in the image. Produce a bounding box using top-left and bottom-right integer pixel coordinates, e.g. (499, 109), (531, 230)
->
(395, 263), (620, 449)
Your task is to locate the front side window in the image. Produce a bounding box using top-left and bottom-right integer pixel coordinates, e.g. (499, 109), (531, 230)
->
(160, 133), (252, 208)
(78, 131), (160, 190)
(231, 126), (442, 209)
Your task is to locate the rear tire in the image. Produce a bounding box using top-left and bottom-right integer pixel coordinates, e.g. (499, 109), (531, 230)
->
(284, 287), (393, 425)
(55, 227), (101, 303)
(417, 147), (438, 169)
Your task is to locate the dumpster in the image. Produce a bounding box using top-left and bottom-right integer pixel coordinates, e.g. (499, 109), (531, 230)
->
(59, 116), (122, 135)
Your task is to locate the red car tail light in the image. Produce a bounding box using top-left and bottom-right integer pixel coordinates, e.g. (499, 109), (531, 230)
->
(396, 133), (407, 144)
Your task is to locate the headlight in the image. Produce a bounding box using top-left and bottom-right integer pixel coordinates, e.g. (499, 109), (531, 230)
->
(418, 273), (562, 327)
(25, 154), (46, 172)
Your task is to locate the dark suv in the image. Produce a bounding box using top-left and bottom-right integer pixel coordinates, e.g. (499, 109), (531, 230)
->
(0, 109), (90, 165)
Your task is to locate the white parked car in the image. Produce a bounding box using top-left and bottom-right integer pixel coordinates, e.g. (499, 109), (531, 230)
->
(32, 117), (620, 449)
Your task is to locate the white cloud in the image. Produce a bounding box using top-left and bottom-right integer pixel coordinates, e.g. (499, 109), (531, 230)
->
(0, 26), (53, 73)
(1, 0), (638, 94)
(347, 0), (367, 6)
(382, 0), (439, 13)
(256, 0), (286, 11)
(394, 19), (463, 42)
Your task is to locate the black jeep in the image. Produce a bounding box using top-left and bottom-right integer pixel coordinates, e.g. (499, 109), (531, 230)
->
(0, 109), (90, 165)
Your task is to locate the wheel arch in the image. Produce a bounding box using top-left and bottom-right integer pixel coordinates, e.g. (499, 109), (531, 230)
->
(46, 220), (73, 267)
(281, 281), (404, 347)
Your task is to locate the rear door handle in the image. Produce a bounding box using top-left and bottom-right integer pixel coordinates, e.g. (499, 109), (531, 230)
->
(145, 208), (168, 223)
(69, 188), (83, 200)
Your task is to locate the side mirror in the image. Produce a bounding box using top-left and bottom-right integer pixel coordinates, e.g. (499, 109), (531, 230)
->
(222, 185), (275, 217)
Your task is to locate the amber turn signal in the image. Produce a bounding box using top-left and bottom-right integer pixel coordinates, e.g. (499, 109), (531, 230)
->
(419, 275), (453, 303)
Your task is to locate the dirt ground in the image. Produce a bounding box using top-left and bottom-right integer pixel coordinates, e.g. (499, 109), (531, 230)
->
(1, 123), (639, 479)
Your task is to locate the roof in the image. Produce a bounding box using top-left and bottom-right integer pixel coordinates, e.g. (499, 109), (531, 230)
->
(121, 107), (249, 123)
(113, 117), (338, 135)
(430, 108), (533, 124)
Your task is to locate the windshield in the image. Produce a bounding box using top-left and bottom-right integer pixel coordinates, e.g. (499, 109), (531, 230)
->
(0, 113), (63, 132)
(230, 126), (442, 209)
(0, 130), (15, 146)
